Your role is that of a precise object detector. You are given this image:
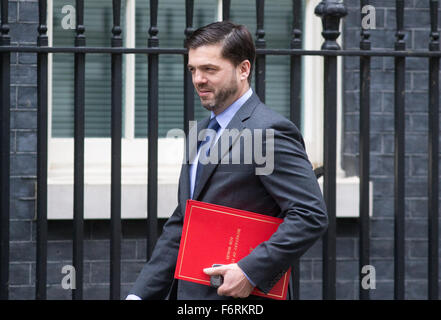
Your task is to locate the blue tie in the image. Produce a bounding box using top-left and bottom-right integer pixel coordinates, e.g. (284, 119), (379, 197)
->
(193, 117), (221, 198)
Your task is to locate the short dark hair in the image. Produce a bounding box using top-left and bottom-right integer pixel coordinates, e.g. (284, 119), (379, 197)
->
(186, 21), (255, 83)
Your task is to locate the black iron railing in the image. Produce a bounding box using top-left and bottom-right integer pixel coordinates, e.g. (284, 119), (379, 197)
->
(73, 0), (85, 301)
(0, 0), (10, 302)
(428, 0), (440, 300)
(0, 0), (439, 300)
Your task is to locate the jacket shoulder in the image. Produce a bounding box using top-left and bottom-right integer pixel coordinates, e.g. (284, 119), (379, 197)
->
(247, 101), (301, 136)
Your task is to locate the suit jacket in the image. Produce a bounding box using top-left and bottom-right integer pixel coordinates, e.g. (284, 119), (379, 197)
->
(129, 93), (328, 300)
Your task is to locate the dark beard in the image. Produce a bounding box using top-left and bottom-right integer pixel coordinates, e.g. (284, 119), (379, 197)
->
(201, 80), (238, 113)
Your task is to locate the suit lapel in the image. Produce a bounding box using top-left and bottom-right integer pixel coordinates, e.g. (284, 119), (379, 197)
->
(178, 117), (209, 209)
(191, 93), (260, 201)
(178, 163), (190, 210)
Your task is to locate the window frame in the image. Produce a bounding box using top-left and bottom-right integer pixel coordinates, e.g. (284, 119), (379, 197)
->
(47, 0), (182, 219)
(46, 0), (370, 219)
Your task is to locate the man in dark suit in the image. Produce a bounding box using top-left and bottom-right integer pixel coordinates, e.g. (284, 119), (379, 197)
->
(127, 21), (328, 300)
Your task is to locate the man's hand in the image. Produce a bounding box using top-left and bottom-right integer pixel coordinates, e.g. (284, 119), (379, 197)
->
(203, 263), (254, 298)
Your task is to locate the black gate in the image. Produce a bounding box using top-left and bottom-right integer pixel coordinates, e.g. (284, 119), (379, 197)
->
(0, 0), (439, 300)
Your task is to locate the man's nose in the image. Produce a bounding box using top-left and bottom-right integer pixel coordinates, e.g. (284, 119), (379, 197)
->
(193, 70), (207, 85)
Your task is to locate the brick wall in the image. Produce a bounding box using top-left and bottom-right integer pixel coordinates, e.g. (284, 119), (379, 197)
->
(9, 0), (38, 300)
(341, 0), (441, 299)
(6, 0), (441, 299)
(7, 0), (157, 300)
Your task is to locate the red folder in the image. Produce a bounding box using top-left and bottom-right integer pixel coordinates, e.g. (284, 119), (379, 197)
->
(174, 200), (291, 300)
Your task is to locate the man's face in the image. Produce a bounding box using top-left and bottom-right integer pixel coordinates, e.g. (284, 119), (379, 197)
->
(188, 44), (242, 114)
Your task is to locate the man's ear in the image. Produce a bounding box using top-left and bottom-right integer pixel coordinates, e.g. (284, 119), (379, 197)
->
(238, 60), (251, 81)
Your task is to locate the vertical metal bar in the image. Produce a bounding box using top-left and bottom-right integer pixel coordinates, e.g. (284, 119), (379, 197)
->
(110, 0), (123, 300)
(255, 0), (266, 103)
(289, 0), (303, 300)
(73, 0), (85, 300)
(36, 0), (49, 300)
(315, 0), (347, 300)
(290, 0), (302, 128)
(0, 0), (11, 301)
(359, 0), (371, 301)
(394, 0), (405, 300)
(222, 0), (231, 21)
(322, 49), (338, 301)
(184, 0), (194, 136)
(428, 0), (439, 301)
(147, 0), (159, 260)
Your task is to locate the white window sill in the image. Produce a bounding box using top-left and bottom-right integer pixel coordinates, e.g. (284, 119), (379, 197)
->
(47, 138), (373, 219)
(318, 176), (373, 218)
(47, 137), (183, 219)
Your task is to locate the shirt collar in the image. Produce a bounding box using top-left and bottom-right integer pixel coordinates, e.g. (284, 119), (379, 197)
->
(210, 87), (253, 129)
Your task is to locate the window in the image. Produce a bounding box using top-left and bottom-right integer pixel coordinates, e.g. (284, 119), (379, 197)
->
(47, 0), (369, 219)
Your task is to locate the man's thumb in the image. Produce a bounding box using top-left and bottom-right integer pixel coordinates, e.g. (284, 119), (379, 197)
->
(203, 266), (224, 275)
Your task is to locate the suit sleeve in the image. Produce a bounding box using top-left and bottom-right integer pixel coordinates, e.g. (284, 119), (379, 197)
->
(129, 164), (187, 299)
(237, 119), (328, 294)
(128, 203), (183, 299)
